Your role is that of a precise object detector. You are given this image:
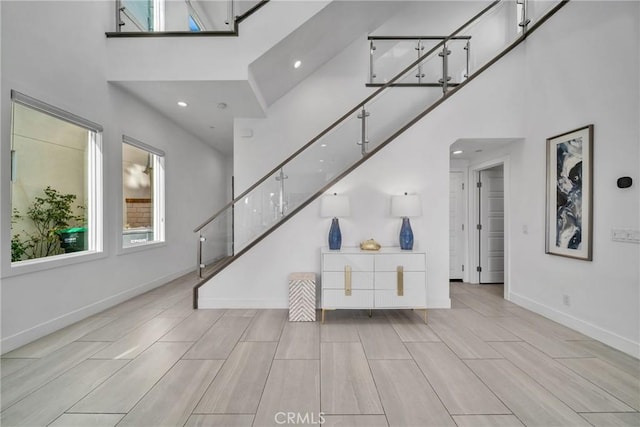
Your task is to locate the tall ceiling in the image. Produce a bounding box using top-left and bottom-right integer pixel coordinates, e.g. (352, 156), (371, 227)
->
(450, 138), (521, 160)
(113, 80), (265, 156)
(249, 1), (401, 107)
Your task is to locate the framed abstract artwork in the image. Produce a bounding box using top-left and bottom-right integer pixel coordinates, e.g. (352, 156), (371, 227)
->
(546, 125), (593, 260)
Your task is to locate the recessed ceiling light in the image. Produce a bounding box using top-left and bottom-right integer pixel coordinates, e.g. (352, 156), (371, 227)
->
(217, 102), (227, 109)
(294, 60), (302, 69)
(452, 150), (463, 154)
(177, 101), (188, 107)
(321, 143), (327, 147)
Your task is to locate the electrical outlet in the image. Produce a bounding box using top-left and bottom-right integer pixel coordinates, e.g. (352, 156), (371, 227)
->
(562, 294), (570, 306)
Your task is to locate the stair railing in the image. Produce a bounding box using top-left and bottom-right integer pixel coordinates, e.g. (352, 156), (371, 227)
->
(193, 0), (568, 291)
(368, 35), (472, 91)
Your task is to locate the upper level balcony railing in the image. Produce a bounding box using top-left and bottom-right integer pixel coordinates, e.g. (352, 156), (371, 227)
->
(193, 0), (568, 284)
(368, 36), (472, 92)
(113, 0), (266, 35)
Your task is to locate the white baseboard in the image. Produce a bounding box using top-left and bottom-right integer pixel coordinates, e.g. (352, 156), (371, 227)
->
(199, 297), (452, 310)
(1, 267), (194, 354)
(508, 292), (640, 358)
(198, 297), (288, 309)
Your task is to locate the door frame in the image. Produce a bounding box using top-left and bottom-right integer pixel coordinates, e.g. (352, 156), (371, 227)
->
(449, 168), (469, 282)
(468, 155), (511, 300)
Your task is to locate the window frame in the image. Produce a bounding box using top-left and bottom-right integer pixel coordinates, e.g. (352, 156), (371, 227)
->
(3, 90), (104, 277)
(120, 135), (165, 253)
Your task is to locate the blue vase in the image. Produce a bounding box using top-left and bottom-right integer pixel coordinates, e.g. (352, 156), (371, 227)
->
(328, 217), (342, 250)
(399, 217), (414, 250)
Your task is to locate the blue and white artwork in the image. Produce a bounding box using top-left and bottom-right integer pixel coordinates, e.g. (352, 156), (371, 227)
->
(546, 125), (593, 260)
(555, 137), (583, 250)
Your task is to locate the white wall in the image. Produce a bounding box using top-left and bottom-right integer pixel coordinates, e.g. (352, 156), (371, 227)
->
(509, 0), (639, 356)
(204, 1), (640, 357)
(0, 1), (229, 352)
(373, 1), (491, 36)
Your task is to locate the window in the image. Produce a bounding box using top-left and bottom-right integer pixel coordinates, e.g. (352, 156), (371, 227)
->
(122, 136), (165, 248)
(121, 0), (163, 31)
(10, 91), (103, 265)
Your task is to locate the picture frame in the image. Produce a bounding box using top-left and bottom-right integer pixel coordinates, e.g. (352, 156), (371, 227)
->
(545, 125), (594, 260)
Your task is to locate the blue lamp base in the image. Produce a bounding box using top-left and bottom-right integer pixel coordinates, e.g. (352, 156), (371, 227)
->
(328, 217), (342, 250)
(399, 217), (414, 250)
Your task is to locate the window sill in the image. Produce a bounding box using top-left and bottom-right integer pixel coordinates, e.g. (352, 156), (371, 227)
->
(118, 241), (166, 256)
(3, 250), (107, 279)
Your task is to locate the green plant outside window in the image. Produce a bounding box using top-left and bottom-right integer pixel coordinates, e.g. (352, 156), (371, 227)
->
(10, 98), (96, 264)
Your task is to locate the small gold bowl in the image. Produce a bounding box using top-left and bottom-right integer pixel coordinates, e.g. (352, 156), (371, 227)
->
(360, 239), (381, 251)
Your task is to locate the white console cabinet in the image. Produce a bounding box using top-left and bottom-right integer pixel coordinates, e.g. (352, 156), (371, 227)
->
(320, 247), (427, 322)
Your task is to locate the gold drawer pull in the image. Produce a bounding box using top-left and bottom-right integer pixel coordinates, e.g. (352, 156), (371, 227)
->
(345, 265), (352, 296)
(397, 266), (404, 296)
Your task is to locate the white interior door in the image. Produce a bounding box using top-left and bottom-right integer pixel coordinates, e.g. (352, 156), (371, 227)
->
(449, 172), (465, 280)
(479, 165), (504, 283)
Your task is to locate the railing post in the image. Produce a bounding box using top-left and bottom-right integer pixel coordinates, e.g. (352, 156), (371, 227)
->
(518, 0), (531, 32)
(438, 42), (452, 94)
(198, 234), (206, 278)
(275, 168), (288, 217)
(226, 0), (235, 29)
(464, 40), (471, 79)
(357, 107), (370, 157)
(116, 0), (124, 32)
(415, 39), (425, 84)
(369, 40), (377, 84)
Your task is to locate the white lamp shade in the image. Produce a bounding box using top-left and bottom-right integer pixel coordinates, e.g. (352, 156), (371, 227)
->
(391, 194), (422, 217)
(321, 195), (350, 218)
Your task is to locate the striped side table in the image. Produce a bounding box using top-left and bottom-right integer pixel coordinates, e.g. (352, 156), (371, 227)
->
(288, 272), (316, 322)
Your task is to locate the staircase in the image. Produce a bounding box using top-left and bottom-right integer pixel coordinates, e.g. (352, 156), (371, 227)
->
(193, 0), (570, 308)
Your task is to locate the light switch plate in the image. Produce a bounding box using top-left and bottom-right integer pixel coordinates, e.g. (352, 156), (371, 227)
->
(611, 229), (628, 242)
(611, 229), (640, 243)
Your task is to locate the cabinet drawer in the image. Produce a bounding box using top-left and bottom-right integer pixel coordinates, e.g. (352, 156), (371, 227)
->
(323, 289), (374, 309)
(322, 271), (374, 290)
(323, 254), (373, 272)
(374, 284), (426, 308)
(375, 253), (425, 271)
(375, 271), (425, 291)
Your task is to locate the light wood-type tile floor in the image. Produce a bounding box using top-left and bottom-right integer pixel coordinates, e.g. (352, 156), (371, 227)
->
(1, 274), (639, 427)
